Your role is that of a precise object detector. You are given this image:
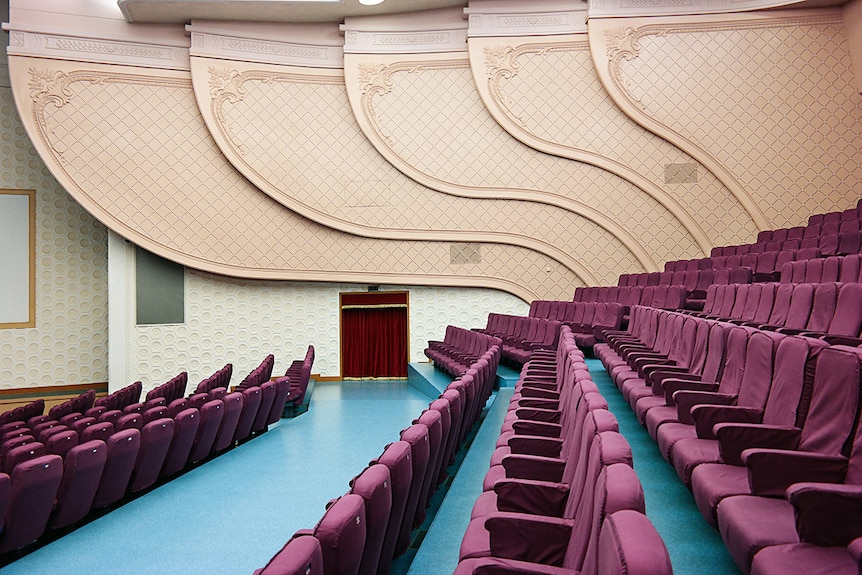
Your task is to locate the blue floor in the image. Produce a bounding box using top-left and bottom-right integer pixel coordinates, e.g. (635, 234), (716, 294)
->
(0, 380), (433, 575)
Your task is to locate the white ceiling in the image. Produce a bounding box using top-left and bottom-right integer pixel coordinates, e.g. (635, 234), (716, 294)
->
(119, 0), (471, 24)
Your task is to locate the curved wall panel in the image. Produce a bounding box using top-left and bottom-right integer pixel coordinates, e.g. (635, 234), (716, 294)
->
(468, 33), (759, 251)
(589, 9), (862, 226)
(11, 56), (579, 303)
(189, 57), (600, 285)
(344, 51), (702, 277)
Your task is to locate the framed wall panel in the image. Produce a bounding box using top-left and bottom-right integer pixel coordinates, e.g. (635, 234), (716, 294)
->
(0, 190), (36, 329)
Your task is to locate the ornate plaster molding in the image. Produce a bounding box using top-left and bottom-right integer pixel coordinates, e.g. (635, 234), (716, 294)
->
(188, 28), (343, 69)
(465, 7), (588, 37)
(6, 30), (189, 71)
(342, 28), (468, 54)
(588, 0), (809, 19)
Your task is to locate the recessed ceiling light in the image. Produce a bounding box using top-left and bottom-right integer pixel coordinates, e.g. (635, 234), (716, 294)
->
(359, 0), (385, 5)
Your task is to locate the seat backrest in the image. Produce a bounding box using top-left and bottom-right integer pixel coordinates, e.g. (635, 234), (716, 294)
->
(3, 442), (46, 475)
(371, 440), (412, 575)
(0, 454), (63, 553)
(81, 421), (114, 444)
(257, 534), (324, 575)
(805, 282), (839, 332)
(828, 283), (862, 337)
(315, 494), (366, 575)
(50, 439), (108, 529)
(45, 429), (80, 459)
(395, 423), (430, 556)
(761, 336), (827, 428)
(251, 380), (277, 434)
(782, 283), (816, 329)
(349, 464), (392, 575)
(765, 283), (795, 326)
(189, 399), (225, 465)
(233, 386), (262, 443)
(736, 331), (784, 410)
(161, 408), (200, 478)
(129, 418), (174, 493)
(593, 510), (673, 575)
(796, 345), (862, 457)
(92, 428), (141, 508)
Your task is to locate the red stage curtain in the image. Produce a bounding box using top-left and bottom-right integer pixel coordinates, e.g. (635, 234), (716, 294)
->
(341, 305), (408, 378)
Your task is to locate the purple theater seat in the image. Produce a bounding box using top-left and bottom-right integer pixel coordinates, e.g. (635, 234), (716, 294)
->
(129, 418), (174, 493)
(81, 421), (114, 444)
(0, 400), (44, 427)
(161, 408), (200, 477)
(233, 386), (262, 444)
(266, 376), (290, 425)
(251, 380), (277, 435)
(395, 423), (430, 556)
(413, 409), (443, 525)
(212, 392), (244, 453)
(665, 329), (783, 483)
(115, 412), (143, 431)
(188, 400), (224, 464)
(315, 494), (367, 575)
(93, 428), (141, 508)
(256, 534), (324, 575)
(349, 464), (392, 575)
(50, 439), (107, 529)
(3, 442), (46, 475)
(59, 412), (83, 427)
(691, 339), (852, 528)
(371, 441), (412, 575)
(44, 429), (80, 459)
(0, 454), (63, 553)
(98, 409), (123, 428)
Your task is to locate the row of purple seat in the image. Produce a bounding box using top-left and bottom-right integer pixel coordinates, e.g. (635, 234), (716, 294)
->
(93, 381), (143, 413)
(779, 253), (862, 284)
(255, 346), (503, 575)
(192, 363), (233, 395)
(144, 371), (188, 405)
(473, 315), (561, 366)
(452, 326), (672, 575)
(595, 305), (862, 574)
(618, 266), (752, 290)
(283, 345), (315, 410)
(527, 301), (625, 350)
(805, 200), (862, 227)
(0, 360), (294, 557)
(426, 326), (503, 377)
(693, 282), (862, 343)
(236, 354), (275, 391)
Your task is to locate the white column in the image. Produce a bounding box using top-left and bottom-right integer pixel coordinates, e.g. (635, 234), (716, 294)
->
(108, 230), (136, 392)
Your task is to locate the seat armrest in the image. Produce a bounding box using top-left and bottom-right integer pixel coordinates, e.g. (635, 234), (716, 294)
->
(662, 379), (717, 406)
(742, 449), (848, 496)
(513, 407), (561, 424)
(788, 483), (862, 547)
(493, 478), (570, 517)
(647, 370), (699, 392)
(506, 435), (564, 458)
(713, 423), (801, 465)
(514, 398), (559, 410)
(511, 420), (562, 438)
(518, 387), (560, 400)
(501, 454), (565, 483)
(485, 513), (573, 564)
(672, 391), (735, 425)
(691, 405), (763, 440)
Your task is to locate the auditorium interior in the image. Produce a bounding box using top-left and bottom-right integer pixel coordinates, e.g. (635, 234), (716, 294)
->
(0, 0), (860, 573)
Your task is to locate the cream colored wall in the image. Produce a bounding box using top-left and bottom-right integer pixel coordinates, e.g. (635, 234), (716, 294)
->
(133, 273), (528, 386)
(0, 68), (109, 389)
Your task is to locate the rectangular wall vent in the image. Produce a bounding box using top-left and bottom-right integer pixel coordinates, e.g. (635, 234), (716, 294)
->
(664, 162), (698, 184)
(450, 243), (482, 264)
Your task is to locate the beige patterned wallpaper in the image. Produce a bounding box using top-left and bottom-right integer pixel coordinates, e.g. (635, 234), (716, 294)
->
(134, 273), (528, 385)
(468, 34), (759, 251)
(589, 10), (862, 225)
(0, 84), (109, 389)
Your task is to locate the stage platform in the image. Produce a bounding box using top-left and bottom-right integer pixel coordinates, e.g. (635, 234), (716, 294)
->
(408, 361), (520, 397)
